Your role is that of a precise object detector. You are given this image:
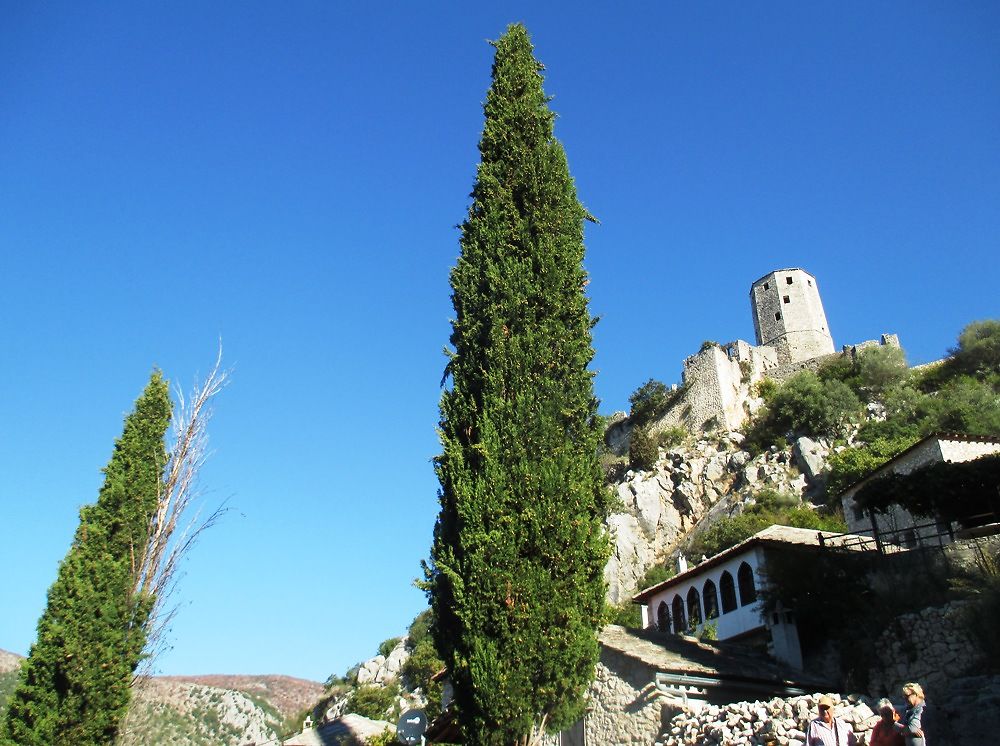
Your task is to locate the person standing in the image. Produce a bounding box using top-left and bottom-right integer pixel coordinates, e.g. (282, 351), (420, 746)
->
(869, 698), (904, 746)
(896, 682), (926, 744)
(806, 695), (858, 746)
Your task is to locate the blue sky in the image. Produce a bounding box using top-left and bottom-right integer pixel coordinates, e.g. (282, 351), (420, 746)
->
(1, 2), (997, 683)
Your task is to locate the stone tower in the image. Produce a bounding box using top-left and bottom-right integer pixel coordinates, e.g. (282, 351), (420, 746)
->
(750, 268), (834, 364)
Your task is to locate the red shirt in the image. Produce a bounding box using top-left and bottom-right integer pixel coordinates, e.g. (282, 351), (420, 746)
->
(870, 719), (905, 746)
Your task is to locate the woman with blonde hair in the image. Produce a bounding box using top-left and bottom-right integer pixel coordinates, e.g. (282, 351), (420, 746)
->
(895, 682), (926, 744)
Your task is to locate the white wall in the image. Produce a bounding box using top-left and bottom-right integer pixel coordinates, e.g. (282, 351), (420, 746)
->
(642, 546), (767, 639)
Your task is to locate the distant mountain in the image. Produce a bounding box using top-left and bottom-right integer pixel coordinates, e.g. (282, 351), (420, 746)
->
(0, 649), (323, 745)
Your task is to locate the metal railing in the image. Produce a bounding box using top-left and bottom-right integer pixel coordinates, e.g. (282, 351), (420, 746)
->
(817, 511), (1000, 555)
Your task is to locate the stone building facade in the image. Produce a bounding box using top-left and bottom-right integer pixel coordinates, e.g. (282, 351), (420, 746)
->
(750, 268), (835, 365)
(839, 432), (1000, 542)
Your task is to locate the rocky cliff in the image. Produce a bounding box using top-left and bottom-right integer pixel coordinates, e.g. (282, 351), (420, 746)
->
(603, 430), (830, 605)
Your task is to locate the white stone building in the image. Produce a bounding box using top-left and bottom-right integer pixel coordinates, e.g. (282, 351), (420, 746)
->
(632, 525), (870, 670)
(839, 432), (1000, 546)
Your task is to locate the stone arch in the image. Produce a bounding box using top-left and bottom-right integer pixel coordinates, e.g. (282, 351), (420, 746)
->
(738, 561), (757, 606)
(656, 601), (670, 633)
(671, 595), (686, 634)
(703, 579), (719, 619)
(720, 571), (737, 613)
(687, 586), (702, 628)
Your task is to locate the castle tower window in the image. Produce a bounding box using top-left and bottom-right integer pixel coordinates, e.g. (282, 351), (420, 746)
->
(774, 312), (781, 321)
(786, 276), (793, 284)
(763, 282), (769, 290)
(783, 296), (790, 304)
(656, 601), (670, 633)
(738, 561), (757, 606)
(703, 579), (719, 619)
(720, 571), (737, 613)
(671, 595), (686, 634)
(687, 587), (702, 628)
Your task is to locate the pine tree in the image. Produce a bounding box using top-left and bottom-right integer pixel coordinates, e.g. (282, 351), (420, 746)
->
(2, 373), (171, 745)
(427, 24), (610, 746)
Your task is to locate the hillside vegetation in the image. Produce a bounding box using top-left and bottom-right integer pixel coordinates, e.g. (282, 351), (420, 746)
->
(742, 320), (1000, 497)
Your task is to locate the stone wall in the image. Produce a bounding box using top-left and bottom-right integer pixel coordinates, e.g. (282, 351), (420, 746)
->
(656, 693), (877, 746)
(865, 602), (982, 698)
(584, 646), (667, 744)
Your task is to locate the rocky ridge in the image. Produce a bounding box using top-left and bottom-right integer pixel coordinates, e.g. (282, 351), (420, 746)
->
(604, 431), (831, 604)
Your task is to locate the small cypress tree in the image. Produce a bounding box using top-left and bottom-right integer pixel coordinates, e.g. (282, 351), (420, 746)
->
(427, 24), (610, 746)
(2, 373), (170, 745)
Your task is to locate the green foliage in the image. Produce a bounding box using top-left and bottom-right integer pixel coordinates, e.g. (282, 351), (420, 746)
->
(637, 563), (676, 590)
(697, 620), (718, 641)
(3, 374), (171, 746)
(426, 24), (610, 745)
(818, 346), (910, 402)
(629, 426), (659, 471)
(628, 379), (675, 427)
(760, 545), (960, 691)
(825, 436), (916, 496)
(658, 426), (687, 449)
(688, 490), (846, 559)
(743, 371), (863, 453)
(945, 319), (1000, 380)
(377, 637), (401, 659)
(854, 454), (1000, 524)
(346, 684), (400, 722)
(750, 378), (778, 402)
(699, 340), (720, 353)
(0, 671), (18, 720)
(607, 602), (642, 629)
(366, 729), (398, 746)
(401, 609), (446, 720)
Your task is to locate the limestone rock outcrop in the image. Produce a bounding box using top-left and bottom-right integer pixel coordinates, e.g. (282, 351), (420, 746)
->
(604, 432), (824, 605)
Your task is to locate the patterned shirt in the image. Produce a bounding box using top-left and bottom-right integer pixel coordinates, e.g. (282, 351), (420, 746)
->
(806, 716), (858, 746)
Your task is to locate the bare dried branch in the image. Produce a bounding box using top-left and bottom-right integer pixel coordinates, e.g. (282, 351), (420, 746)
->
(131, 345), (231, 679)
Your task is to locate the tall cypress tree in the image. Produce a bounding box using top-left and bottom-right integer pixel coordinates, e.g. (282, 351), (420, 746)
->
(3, 373), (171, 746)
(428, 24), (610, 745)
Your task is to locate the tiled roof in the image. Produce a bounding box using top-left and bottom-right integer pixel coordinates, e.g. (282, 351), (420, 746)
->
(599, 624), (830, 689)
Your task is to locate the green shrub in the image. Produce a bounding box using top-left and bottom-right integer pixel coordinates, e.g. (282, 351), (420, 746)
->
(637, 563), (675, 590)
(700, 340), (720, 353)
(607, 602), (642, 629)
(346, 683), (400, 722)
(367, 729), (398, 746)
(855, 346), (909, 397)
(825, 436), (916, 496)
(750, 378), (778, 402)
(948, 319), (1000, 379)
(629, 426), (658, 471)
(377, 637), (401, 658)
(628, 379), (673, 426)
(657, 426), (687, 449)
(743, 371), (863, 452)
(688, 491), (846, 558)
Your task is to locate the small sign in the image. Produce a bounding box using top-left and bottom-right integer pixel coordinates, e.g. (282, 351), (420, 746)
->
(396, 708), (427, 745)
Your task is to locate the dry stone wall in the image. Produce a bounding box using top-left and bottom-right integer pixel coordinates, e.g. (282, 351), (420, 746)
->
(865, 601), (982, 698)
(656, 693), (877, 746)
